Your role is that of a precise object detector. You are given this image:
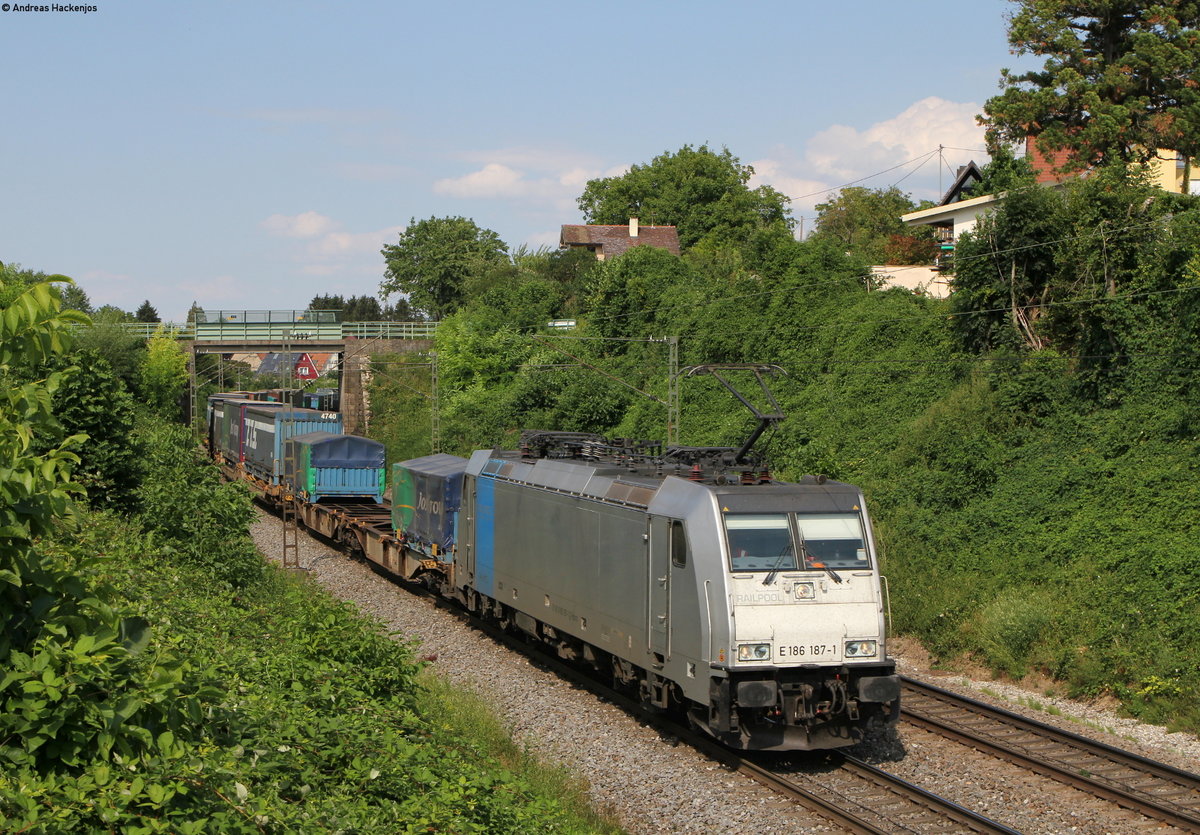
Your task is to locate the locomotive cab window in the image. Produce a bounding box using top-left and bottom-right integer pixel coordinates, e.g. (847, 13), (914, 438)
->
(670, 519), (688, 568)
(725, 514), (797, 572)
(724, 512), (871, 572)
(796, 513), (870, 570)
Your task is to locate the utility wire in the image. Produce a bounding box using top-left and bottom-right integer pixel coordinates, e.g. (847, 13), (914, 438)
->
(578, 215), (1175, 328)
(527, 334), (667, 405)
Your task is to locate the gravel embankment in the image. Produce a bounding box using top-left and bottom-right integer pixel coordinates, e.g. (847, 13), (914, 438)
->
(250, 510), (1199, 834)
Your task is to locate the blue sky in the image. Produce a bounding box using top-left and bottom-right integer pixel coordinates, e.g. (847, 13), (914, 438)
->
(0, 0), (1027, 321)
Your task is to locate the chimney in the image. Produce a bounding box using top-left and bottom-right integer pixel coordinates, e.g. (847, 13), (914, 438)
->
(629, 217), (639, 238)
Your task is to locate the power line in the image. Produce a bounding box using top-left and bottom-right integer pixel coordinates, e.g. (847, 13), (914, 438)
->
(577, 215), (1175, 328)
(792, 148), (942, 201)
(527, 334), (667, 406)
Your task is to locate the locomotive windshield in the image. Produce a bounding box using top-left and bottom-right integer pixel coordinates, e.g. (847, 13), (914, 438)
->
(725, 512), (870, 572)
(796, 514), (870, 569)
(726, 514), (796, 571)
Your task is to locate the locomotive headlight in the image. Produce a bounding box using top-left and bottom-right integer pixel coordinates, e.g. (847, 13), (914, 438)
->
(737, 643), (772, 662)
(844, 640), (877, 658)
(794, 582), (815, 600)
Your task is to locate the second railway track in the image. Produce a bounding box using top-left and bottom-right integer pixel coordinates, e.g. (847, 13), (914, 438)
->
(901, 676), (1200, 831)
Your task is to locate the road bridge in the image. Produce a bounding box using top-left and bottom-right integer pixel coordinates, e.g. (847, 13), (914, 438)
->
(185, 312), (436, 434)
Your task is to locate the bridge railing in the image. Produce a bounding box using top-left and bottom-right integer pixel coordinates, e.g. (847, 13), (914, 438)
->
(340, 321), (439, 339)
(81, 319), (441, 341)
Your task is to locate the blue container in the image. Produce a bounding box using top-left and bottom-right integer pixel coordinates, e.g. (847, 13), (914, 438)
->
(207, 396), (283, 463)
(242, 405), (343, 483)
(284, 431), (385, 502)
(392, 454), (468, 556)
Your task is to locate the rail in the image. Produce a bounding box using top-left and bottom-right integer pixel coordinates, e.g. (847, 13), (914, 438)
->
(340, 321), (439, 339)
(901, 676), (1200, 831)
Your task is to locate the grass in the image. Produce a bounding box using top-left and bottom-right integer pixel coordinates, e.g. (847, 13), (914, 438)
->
(418, 672), (625, 834)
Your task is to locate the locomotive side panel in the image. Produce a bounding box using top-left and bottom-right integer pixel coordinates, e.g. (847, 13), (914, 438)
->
(482, 478), (654, 666)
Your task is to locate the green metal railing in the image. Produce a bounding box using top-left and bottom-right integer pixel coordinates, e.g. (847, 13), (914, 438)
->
(194, 310), (343, 341)
(340, 321), (439, 339)
(78, 315), (440, 341)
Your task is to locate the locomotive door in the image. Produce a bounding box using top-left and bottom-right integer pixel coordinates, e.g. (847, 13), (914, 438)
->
(647, 516), (670, 660)
(461, 477), (475, 585)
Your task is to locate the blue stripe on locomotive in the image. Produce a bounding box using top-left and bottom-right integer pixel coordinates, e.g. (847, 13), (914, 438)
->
(474, 476), (496, 597)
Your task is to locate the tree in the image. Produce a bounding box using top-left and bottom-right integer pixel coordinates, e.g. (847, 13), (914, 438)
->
(345, 294), (384, 321)
(308, 293), (346, 313)
(38, 350), (141, 511)
(950, 183), (1068, 351)
(380, 217), (509, 319)
(73, 316), (146, 391)
(576, 144), (793, 249)
(139, 328), (189, 418)
(134, 299), (160, 323)
(981, 1), (1200, 171)
(58, 282), (92, 314)
(974, 142), (1037, 194)
(809, 186), (929, 263)
(93, 304), (132, 323)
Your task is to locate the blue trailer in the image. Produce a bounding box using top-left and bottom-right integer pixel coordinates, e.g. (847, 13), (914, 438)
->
(391, 453), (468, 559)
(283, 431), (385, 502)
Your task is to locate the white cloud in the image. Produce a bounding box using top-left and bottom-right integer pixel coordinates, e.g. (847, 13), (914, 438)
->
(259, 210), (403, 283)
(434, 163), (527, 198)
(749, 97), (989, 216)
(310, 226), (405, 258)
(261, 211), (339, 239)
(807, 97), (984, 179)
(432, 148), (630, 212)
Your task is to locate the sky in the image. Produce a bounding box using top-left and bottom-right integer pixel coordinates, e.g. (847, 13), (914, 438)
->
(0, 0), (1031, 322)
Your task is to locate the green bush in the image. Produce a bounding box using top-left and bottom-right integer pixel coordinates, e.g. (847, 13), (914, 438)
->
(134, 417), (264, 588)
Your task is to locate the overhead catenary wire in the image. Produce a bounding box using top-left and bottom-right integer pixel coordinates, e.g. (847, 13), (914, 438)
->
(526, 334), (667, 405)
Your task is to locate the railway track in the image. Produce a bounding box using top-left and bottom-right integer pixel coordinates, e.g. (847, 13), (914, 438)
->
(901, 676), (1200, 832)
(464, 615), (1021, 833)
(270, 499), (1200, 833)
(697, 744), (1020, 834)
(359, 561), (1022, 833)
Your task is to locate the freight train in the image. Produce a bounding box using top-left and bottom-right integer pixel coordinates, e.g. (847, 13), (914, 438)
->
(206, 377), (900, 751)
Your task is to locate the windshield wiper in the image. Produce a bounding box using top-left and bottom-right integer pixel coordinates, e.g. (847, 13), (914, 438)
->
(762, 544), (793, 586)
(800, 530), (842, 583)
(811, 563), (840, 583)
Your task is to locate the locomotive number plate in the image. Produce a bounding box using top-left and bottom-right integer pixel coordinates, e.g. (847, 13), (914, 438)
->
(778, 644), (835, 659)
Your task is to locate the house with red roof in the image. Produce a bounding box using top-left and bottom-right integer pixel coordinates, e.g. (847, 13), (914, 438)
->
(560, 218), (681, 260)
